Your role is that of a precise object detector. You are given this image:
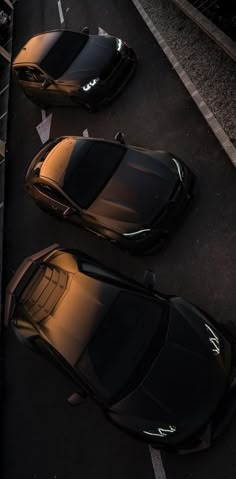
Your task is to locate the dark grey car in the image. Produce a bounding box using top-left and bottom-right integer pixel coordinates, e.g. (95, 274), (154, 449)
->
(25, 135), (195, 254)
(5, 245), (236, 453)
(12, 29), (137, 110)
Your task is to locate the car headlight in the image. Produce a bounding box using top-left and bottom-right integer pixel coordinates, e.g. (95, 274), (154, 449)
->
(122, 228), (151, 239)
(205, 323), (221, 356)
(81, 77), (100, 92)
(116, 38), (123, 51)
(172, 158), (184, 182)
(143, 425), (176, 438)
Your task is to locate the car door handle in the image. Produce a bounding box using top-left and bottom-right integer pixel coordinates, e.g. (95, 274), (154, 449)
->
(63, 206), (77, 217)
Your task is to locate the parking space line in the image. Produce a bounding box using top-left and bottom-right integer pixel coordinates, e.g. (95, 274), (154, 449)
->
(0, 85), (9, 96)
(83, 129), (89, 137)
(149, 447), (167, 479)
(131, 0), (236, 168)
(57, 0), (64, 24)
(98, 27), (109, 36)
(36, 112), (52, 144)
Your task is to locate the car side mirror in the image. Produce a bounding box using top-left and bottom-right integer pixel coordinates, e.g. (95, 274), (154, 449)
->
(67, 392), (87, 406)
(41, 78), (52, 89)
(82, 26), (90, 34)
(143, 270), (157, 289)
(114, 131), (126, 145)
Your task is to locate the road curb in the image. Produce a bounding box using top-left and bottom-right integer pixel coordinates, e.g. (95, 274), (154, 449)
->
(172, 0), (236, 63)
(130, 0), (236, 168)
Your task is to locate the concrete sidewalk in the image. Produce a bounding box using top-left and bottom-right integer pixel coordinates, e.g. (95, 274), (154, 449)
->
(133, 0), (236, 165)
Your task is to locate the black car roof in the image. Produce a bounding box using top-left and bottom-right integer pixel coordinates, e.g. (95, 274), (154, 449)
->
(13, 31), (63, 66)
(39, 137), (126, 208)
(13, 30), (85, 67)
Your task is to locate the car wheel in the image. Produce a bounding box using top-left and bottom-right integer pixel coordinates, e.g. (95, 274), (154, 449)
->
(37, 203), (52, 215)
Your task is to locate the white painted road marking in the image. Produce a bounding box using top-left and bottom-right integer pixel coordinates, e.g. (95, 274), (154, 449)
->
(41, 109), (46, 121)
(83, 129), (89, 137)
(0, 202), (3, 209)
(36, 113), (52, 144)
(57, 0), (64, 24)
(98, 27), (109, 36)
(149, 447), (167, 479)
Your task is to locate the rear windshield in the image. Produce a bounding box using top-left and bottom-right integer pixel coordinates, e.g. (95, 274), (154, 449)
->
(63, 141), (126, 209)
(41, 31), (88, 79)
(75, 291), (167, 401)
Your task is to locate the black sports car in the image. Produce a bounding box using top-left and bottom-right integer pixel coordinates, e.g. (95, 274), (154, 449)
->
(25, 135), (195, 254)
(5, 245), (236, 453)
(12, 29), (137, 110)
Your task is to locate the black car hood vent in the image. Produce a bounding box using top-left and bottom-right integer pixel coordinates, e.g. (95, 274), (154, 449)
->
(21, 265), (68, 323)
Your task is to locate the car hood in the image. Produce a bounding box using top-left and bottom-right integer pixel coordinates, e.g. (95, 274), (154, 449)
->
(109, 298), (231, 444)
(58, 35), (117, 85)
(88, 149), (179, 233)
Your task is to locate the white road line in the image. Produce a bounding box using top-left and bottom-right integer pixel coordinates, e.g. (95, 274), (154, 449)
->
(149, 447), (167, 479)
(41, 109), (46, 121)
(36, 113), (52, 144)
(83, 129), (89, 137)
(0, 202), (3, 209)
(98, 27), (109, 36)
(0, 111), (7, 121)
(0, 84), (9, 96)
(57, 0), (64, 24)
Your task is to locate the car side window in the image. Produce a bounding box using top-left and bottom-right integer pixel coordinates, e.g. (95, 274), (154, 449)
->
(37, 184), (71, 206)
(15, 66), (46, 83)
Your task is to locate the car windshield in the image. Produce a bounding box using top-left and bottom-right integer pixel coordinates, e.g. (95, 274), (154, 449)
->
(63, 141), (126, 209)
(41, 31), (88, 79)
(75, 291), (167, 401)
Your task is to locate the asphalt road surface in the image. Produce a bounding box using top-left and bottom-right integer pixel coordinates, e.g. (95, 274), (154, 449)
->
(2, 0), (236, 478)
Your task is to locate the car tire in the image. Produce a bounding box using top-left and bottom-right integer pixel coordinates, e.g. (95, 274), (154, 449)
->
(37, 203), (52, 215)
